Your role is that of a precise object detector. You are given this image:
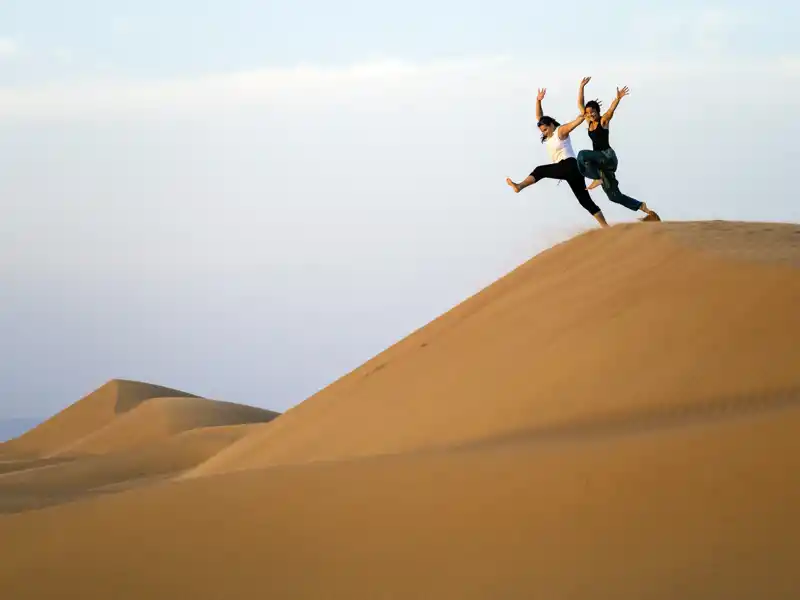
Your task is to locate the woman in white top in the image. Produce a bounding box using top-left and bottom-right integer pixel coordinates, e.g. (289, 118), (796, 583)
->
(506, 88), (609, 228)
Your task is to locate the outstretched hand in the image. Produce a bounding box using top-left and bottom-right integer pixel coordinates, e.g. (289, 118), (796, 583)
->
(616, 86), (630, 99)
(580, 76), (591, 87)
(537, 88), (546, 101)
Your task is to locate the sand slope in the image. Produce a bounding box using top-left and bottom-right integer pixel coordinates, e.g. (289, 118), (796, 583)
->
(1, 400), (799, 598)
(0, 424), (258, 514)
(190, 221), (800, 476)
(1, 220), (799, 599)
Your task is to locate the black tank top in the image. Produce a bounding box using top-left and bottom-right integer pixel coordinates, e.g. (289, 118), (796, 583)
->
(588, 123), (610, 151)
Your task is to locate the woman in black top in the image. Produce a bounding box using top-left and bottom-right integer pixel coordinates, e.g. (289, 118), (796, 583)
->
(576, 77), (660, 221)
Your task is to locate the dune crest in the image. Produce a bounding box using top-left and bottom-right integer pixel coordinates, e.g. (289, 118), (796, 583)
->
(54, 395), (278, 456)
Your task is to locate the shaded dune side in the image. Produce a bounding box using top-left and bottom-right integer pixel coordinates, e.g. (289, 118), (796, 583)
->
(0, 380), (199, 458)
(190, 221), (800, 476)
(0, 424), (257, 514)
(52, 396), (279, 456)
(0, 456), (76, 477)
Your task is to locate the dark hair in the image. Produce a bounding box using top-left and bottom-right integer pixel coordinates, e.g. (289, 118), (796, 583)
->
(537, 116), (560, 143)
(585, 99), (603, 113)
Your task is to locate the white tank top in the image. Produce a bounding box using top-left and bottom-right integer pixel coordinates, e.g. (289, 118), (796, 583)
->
(544, 127), (575, 163)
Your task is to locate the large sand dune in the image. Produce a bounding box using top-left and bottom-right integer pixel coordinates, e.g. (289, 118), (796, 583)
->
(189, 220), (800, 476)
(1, 220), (799, 599)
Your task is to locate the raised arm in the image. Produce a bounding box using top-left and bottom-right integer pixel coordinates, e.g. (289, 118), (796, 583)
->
(558, 113), (586, 139)
(601, 86), (629, 126)
(535, 88), (546, 121)
(578, 77), (590, 112)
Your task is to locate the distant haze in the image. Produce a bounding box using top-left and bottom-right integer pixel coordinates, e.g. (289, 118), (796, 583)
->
(0, 418), (42, 443)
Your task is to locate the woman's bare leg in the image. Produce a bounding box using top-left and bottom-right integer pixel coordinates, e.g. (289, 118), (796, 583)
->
(593, 210), (610, 228)
(506, 176), (535, 193)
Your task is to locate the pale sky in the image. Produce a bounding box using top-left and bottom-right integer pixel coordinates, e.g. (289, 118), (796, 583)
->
(1, 1), (798, 420)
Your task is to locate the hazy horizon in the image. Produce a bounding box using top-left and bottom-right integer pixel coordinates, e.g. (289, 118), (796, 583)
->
(2, 1), (798, 419)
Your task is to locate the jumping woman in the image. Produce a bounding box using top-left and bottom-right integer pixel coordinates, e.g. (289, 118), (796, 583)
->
(577, 77), (660, 221)
(506, 88), (610, 229)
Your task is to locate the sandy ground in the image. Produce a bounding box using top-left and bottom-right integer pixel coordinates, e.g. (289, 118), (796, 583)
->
(1, 220), (799, 599)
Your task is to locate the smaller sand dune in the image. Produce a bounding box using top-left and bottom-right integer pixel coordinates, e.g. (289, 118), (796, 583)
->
(1, 379), (200, 458)
(53, 395), (278, 456)
(1, 379), (279, 461)
(0, 379), (280, 514)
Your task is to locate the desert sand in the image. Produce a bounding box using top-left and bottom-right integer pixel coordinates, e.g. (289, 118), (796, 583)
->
(1, 220), (799, 599)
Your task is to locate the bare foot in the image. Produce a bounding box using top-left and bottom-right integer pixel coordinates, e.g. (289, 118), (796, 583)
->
(640, 211), (661, 222)
(638, 202), (661, 221)
(586, 179), (602, 190)
(506, 177), (520, 193)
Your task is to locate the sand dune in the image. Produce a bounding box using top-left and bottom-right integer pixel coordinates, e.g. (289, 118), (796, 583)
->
(1, 379), (200, 458)
(1, 379), (277, 460)
(0, 382), (278, 513)
(1, 220), (799, 599)
(53, 395), (278, 456)
(189, 220), (800, 476)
